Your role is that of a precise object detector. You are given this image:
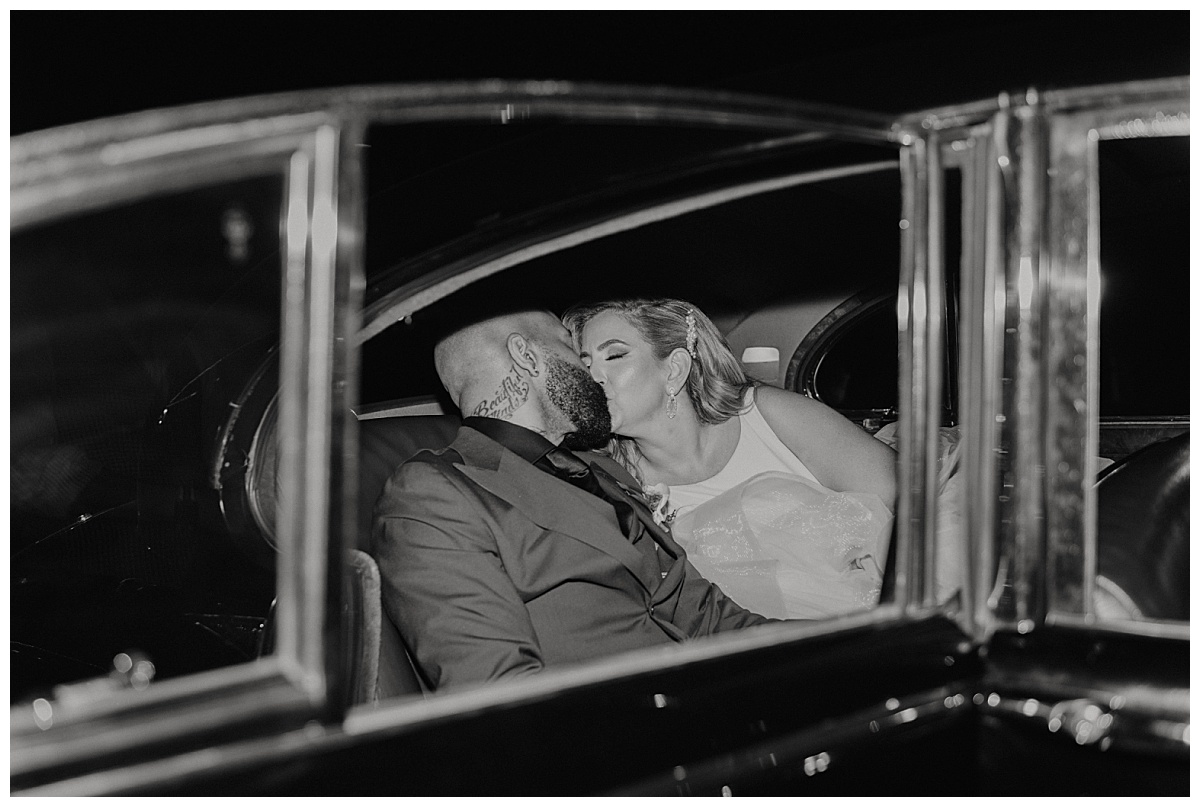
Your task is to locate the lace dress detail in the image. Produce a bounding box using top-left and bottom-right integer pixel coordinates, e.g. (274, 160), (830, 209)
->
(673, 471), (890, 619)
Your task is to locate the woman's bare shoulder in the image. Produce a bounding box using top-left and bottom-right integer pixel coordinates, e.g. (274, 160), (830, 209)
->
(752, 384), (824, 420)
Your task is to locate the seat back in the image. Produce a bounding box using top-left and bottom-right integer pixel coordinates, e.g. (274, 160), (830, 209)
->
(357, 415), (462, 551)
(355, 414), (461, 700)
(1095, 432), (1189, 621)
(343, 548), (383, 706)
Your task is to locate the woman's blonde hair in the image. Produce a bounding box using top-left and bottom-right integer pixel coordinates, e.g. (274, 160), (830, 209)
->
(562, 298), (754, 484)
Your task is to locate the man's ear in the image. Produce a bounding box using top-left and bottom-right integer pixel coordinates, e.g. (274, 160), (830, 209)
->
(506, 333), (540, 378)
(665, 347), (691, 389)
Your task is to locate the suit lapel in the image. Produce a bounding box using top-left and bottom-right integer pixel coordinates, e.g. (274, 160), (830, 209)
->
(449, 429), (659, 590)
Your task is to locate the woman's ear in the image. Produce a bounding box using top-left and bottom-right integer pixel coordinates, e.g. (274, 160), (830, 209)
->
(665, 347), (691, 389)
(507, 333), (540, 377)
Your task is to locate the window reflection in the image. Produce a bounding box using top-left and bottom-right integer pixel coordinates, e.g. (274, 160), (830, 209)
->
(11, 175), (285, 702)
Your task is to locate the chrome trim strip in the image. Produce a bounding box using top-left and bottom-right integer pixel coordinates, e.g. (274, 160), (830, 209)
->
(900, 76), (1188, 132)
(274, 142), (315, 685)
(963, 116), (1007, 638)
(940, 125), (995, 639)
(1043, 111), (1098, 617)
(12, 80), (897, 160)
(275, 125), (343, 700)
(922, 133), (947, 606)
(1046, 612), (1190, 641)
(11, 118), (331, 231)
(16, 720), (337, 797)
(895, 139), (923, 609)
(1008, 97), (1048, 629)
(10, 663), (310, 778)
(330, 116), (370, 709)
(894, 125), (945, 612)
(1039, 77), (1190, 114)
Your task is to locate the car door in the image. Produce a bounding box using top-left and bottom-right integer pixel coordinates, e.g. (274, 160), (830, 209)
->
(907, 79), (1189, 795)
(10, 107), (359, 793)
(12, 84), (989, 795)
(153, 86), (985, 796)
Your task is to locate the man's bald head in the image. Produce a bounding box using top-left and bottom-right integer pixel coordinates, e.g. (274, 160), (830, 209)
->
(434, 310), (570, 413)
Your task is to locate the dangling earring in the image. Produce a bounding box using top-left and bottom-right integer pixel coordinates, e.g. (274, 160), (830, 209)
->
(666, 388), (678, 419)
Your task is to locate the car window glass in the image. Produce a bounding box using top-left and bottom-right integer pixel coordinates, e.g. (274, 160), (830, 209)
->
(11, 175), (284, 703)
(1093, 134), (1189, 623)
(1097, 136), (1189, 420)
(811, 304), (899, 414)
(355, 141), (905, 704)
(363, 122), (779, 292)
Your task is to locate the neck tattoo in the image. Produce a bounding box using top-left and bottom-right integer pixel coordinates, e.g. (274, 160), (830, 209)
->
(472, 365), (530, 420)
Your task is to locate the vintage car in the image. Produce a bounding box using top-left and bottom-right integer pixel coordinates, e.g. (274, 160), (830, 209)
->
(11, 75), (1188, 794)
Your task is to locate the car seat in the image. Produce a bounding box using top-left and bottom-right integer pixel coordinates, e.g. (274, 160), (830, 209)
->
(256, 411), (461, 706)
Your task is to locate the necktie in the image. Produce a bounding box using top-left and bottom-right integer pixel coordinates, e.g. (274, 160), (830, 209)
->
(535, 447), (653, 548)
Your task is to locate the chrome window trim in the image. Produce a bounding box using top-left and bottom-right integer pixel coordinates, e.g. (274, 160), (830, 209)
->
(917, 77), (1190, 641)
(11, 113), (334, 230)
(1001, 95), (1051, 633)
(939, 125), (994, 639)
(12, 81), (897, 161)
(1046, 612), (1190, 641)
(893, 133), (940, 611)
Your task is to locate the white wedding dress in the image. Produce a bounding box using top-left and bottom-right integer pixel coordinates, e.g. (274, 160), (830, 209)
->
(671, 470), (892, 620)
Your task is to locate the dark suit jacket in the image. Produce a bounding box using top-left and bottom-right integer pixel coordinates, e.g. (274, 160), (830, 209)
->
(372, 424), (772, 690)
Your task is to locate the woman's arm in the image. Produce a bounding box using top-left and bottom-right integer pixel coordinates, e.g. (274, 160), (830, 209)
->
(753, 385), (897, 505)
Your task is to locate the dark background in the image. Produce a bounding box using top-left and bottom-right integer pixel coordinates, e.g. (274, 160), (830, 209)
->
(11, 10), (1189, 135)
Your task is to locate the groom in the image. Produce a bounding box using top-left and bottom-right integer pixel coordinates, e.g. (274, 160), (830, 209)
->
(372, 309), (772, 691)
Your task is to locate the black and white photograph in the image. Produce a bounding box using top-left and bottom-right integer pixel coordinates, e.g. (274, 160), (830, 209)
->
(10, 9), (1190, 796)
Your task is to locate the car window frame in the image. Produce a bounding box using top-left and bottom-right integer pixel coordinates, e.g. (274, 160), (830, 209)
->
(10, 112), (357, 789)
(1040, 85), (1190, 637)
(903, 77), (1189, 644)
(352, 121), (954, 716)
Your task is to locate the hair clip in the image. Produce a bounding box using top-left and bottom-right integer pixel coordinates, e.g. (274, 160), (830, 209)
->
(684, 311), (698, 358)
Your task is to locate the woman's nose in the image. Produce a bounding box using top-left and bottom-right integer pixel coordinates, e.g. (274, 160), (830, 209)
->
(588, 363), (604, 384)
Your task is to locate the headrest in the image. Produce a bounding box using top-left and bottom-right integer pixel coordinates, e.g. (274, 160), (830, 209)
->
(356, 415), (462, 550)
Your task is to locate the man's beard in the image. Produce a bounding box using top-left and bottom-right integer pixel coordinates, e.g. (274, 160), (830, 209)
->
(545, 354), (612, 450)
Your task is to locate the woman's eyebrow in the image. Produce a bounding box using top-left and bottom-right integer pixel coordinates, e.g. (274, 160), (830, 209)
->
(580, 338), (629, 359)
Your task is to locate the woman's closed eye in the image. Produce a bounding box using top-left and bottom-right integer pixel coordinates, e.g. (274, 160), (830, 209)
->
(605, 352), (627, 361)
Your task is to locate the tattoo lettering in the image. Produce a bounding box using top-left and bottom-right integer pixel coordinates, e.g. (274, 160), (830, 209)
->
(472, 365), (530, 420)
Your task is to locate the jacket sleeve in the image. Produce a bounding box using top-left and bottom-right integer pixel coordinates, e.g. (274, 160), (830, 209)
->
(674, 556), (784, 633)
(372, 456), (543, 691)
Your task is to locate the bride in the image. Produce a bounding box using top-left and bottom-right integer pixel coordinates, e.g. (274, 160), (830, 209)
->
(564, 298), (898, 620)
